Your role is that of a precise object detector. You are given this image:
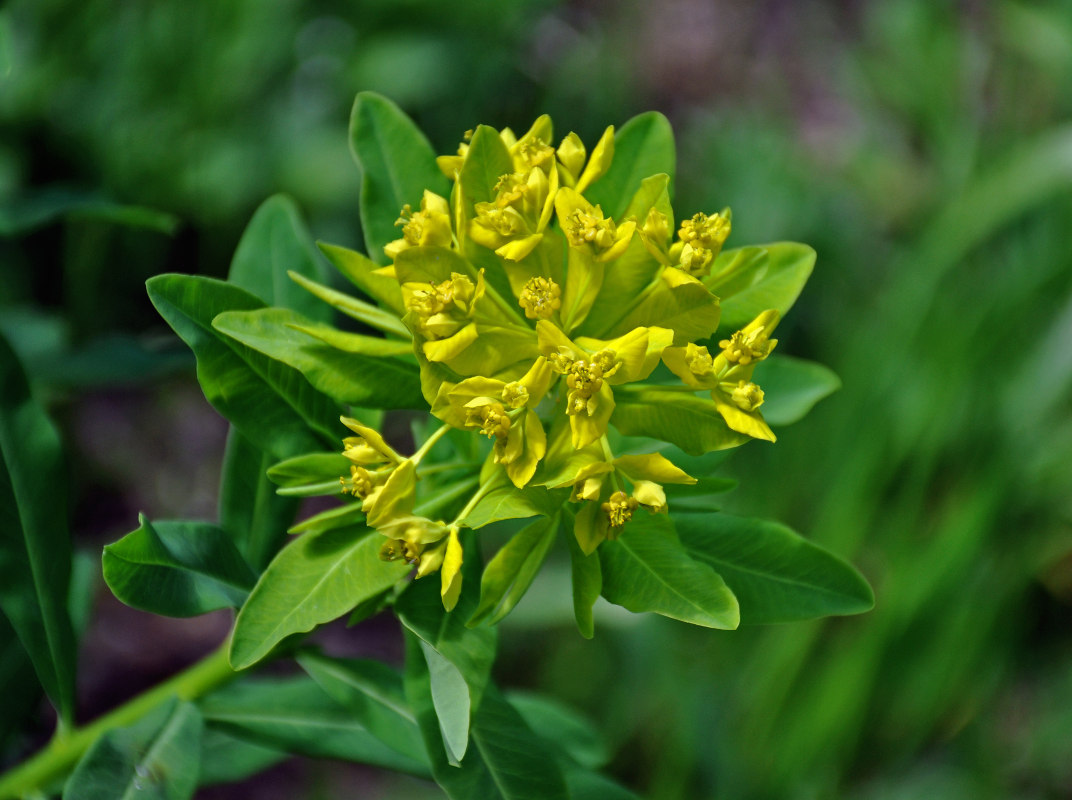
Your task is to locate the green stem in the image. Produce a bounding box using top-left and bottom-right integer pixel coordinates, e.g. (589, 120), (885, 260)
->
(0, 641), (237, 800)
(411, 423), (452, 466)
(450, 471), (504, 527)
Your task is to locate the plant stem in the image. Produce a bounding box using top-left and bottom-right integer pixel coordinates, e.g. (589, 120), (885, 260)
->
(0, 641), (237, 800)
(411, 423), (452, 466)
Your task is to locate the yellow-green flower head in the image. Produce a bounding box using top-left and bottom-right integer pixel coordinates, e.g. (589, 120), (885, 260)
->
(518, 276), (562, 320)
(730, 380), (765, 412)
(501, 380), (529, 409)
(402, 272), (482, 341)
(340, 416), (403, 465)
(554, 188), (636, 263)
(718, 315), (777, 365)
(379, 538), (424, 567)
(465, 398), (511, 440)
(340, 464), (379, 498)
(384, 191), (453, 261)
(556, 132), (586, 178)
(678, 242), (714, 278)
(436, 129), (474, 178)
(678, 210), (731, 250)
(602, 491), (639, 533)
(683, 343), (715, 378)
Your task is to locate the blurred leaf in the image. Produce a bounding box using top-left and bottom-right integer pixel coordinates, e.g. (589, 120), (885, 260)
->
(146, 274), (339, 459)
(0, 613), (39, 752)
(676, 512), (874, 624)
(751, 355), (841, 427)
(460, 485), (562, 529)
(227, 194), (332, 323)
(63, 699), (202, 800)
(562, 768), (642, 800)
(218, 427), (299, 573)
(599, 514), (739, 629)
(0, 188), (179, 237)
(505, 692), (610, 770)
(613, 387), (750, 455)
(0, 333), (77, 724)
(213, 308), (422, 408)
(103, 516), (256, 618)
(317, 241), (405, 314)
(199, 675), (428, 777)
(298, 652), (426, 764)
(469, 516), (558, 627)
(404, 633), (569, 800)
(584, 112), (676, 220)
(197, 727), (285, 788)
(349, 91), (450, 263)
(706, 243), (816, 333)
(229, 526), (409, 670)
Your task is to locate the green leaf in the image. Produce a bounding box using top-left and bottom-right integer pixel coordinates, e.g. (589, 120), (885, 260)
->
(404, 633), (569, 800)
(0, 333), (77, 724)
(103, 516), (256, 618)
(675, 512), (874, 624)
(199, 675), (428, 777)
(459, 125), (514, 206)
(298, 652), (426, 764)
(564, 519), (601, 639)
(218, 427), (299, 572)
(0, 188), (179, 236)
(212, 307), (423, 409)
(266, 451), (351, 489)
(706, 243), (816, 333)
(604, 271), (721, 342)
(349, 91), (450, 263)
(317, 241), (405, 314)
(227, 194), (332, 323)
(146, 274), (338, 460)
(506, 692), (610, 770)
(63, 699), (203, 800)
(288, 501), (365, 535)
(395, 536), (496, 761)
(469, 516), (558, 627)
(197, 727), (285, 788)
(612, 386), (750, 455)
(0, 613), (40, 752)
(229, 526), (409, 670)
(599, 514), (739, 629)
(563, 768), (642, 800)
(421, 639), (471, 765)
(584, 112), (676, 220)
(286, 270), (411, 338)
(750, 355), (841, 426)
(460, 485), (563, 530)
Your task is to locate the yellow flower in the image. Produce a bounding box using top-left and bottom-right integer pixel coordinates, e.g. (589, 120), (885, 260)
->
(555, 188), (635, 263)
(384, 191), (453, 261)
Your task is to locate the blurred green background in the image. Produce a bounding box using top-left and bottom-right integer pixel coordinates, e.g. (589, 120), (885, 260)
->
(3, 0), (1071, 797)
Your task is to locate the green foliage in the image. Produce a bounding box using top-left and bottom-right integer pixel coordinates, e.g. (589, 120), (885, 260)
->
(103, 516), (256, 617)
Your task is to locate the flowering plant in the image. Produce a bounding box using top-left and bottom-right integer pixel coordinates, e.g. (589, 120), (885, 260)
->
(0, 93), (872, 798)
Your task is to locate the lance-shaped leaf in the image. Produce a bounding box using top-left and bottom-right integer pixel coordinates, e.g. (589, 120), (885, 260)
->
(469, 516), (558, 627)
(749, 354), (841, 426)
(0, 333), (77, 724)
(213, 307), (423, 409)
(298, 652), (426, 765)
(317, 241), (405, 314)
(564, 517), (601, 639)
(199, 674), (428, 777)
(103, 516), (257, 618)
(63, 699), (203, 800)
(599, 514), (739, 629)
(218, 427), (299, 572)
(266, 451), (352, 497)
(706, 243), (816, 333)
(603, 269), (720, 343)
(404, 633), (569, 800)
(583, 112), (676, 220)
(675, 512), (874, 624)
(286, 270), (411, 338)
(350, 91), (450, 263)
(395, 535), (496, 764)
(230, 526), (409, 670)
(506, 692), (611, 770)
(146, 274), (338, 460)
(198, 728), (285, 788)
(612, 386), (750, 455)
(227, 194), (332, 323)
(459, 485), (563, 530)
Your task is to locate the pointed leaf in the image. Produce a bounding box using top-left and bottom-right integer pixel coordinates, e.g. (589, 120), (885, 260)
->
(146, 274), (338, 459)
(0, 333), (76, 723)
(706, 243), (815, 332)
(317, 241), (405, 314)
(230, 526), (409, 669)
(583, 112), (676, 220)
(676, 512), (874, 624)
(460, 485), (563, 530)
(750, 354), (841, 426)
(469, 516), (558, 627)
(599, 514), (739, 629)
(103, 517), (256, 617)
(564, 519), (601, 639)
(612, 387), (750, 455)
(228, 194), (332, 322)
(349, 92), (450, 263)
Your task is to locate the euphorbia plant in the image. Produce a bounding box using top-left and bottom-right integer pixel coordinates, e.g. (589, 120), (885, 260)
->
(0, 93), (872, 799)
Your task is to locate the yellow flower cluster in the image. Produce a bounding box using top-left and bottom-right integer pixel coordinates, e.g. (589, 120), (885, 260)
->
(341, 115), (784, 599)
